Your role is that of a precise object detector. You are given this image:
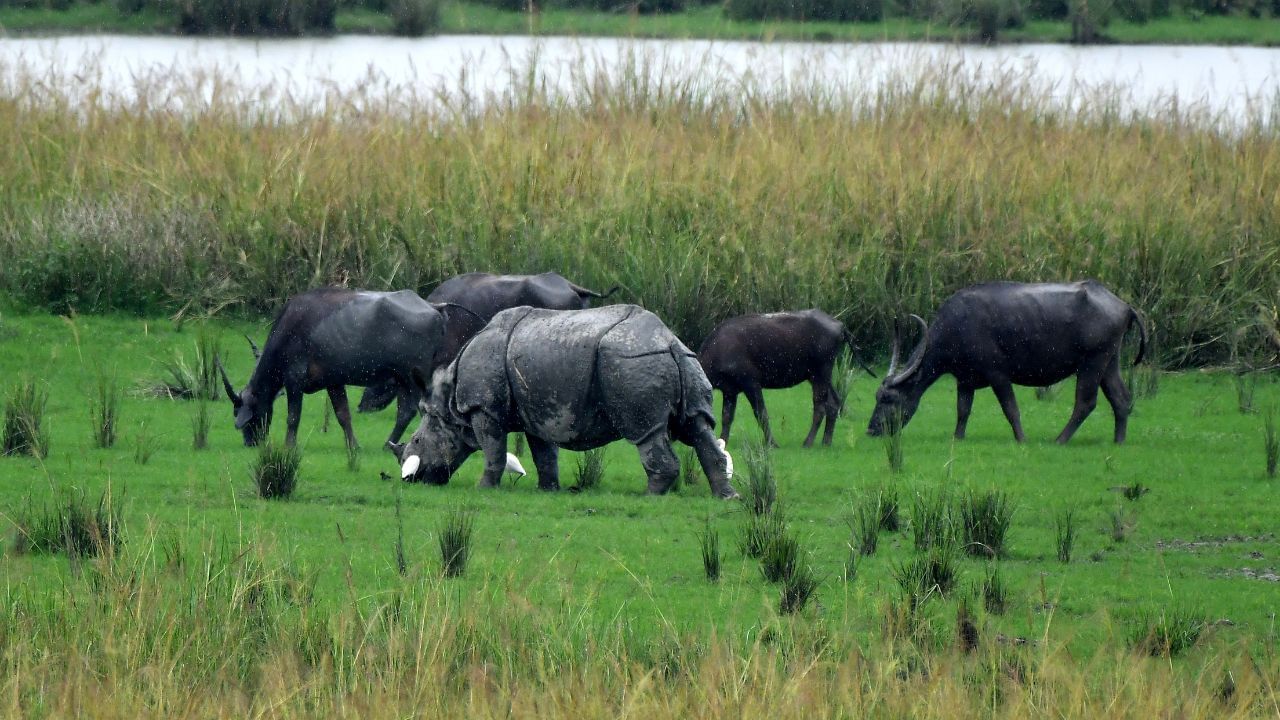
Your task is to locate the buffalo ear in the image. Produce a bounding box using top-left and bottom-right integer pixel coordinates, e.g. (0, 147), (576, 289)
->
(385, 440), (405, 459)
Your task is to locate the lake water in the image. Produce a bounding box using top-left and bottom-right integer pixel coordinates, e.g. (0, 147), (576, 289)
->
(2, 34), (1278, 122)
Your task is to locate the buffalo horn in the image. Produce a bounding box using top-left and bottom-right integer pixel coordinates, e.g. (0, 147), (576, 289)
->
(886, 319), (902, 380)
(401, 454), (421, 480)
(887, 314), (929, 388)
(215, 355), (241, 406)
(245, 335), (261, 360)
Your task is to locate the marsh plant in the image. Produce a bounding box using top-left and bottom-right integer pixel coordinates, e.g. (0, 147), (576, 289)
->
(1055, 509), (1077, 563)
(571, 448), (608, 492)
(911, 489), (955, 552)
(133, 420), (156, 465)
(152, 327), (223, 401)
(882, 409), (905, 473)
(191, 401), (210, 450)
(780, 558), (820, 615)
(893, 547), (960, 608)
(699, 519), (721, 582)
(1264, 407), (1277, 478)
(1128, 608), (1206, 658)
(759, 528), (801, 584)
(739, 506), (786, 559)
(874, 483), (902, 532)
(850, 496), (882, 556)
(678, 445), (701, 488)
(1122, 481), (1150, 501)
(438, 508), (475, 578)
(253, 443), (302, 499)
(1109, 508), (1135, 543)
(831, 355), (857, 418)
(741, 441), (777, 516)
(1234, 372), (1256, 414)
(959, 489), (1014, 558)
(11, 486), (123, 558)
(2, 378), (49, 459)
(394, 486), (407, 576)
(89, 371), (121, 449)
(980, 564), (1008, 615)
(843, 544), (859, 584)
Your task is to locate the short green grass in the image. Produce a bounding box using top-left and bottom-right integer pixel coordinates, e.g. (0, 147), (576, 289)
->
(1, 311), (1277, 659)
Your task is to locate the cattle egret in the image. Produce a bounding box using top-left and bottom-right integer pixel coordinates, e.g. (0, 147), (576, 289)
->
(506, 453), (527, 478)
(400, 454), (421, 480)
(716, 438), (734, 479)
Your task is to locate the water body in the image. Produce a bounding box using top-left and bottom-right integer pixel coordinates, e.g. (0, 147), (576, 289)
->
(2, 34), (1277, 122)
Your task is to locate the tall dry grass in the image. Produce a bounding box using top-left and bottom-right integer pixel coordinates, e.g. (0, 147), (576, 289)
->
(1, 51), (1277, 364)
(0, 535), (1275, 718)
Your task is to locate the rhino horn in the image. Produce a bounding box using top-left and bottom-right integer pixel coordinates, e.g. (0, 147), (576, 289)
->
(385, 440), (405, 458)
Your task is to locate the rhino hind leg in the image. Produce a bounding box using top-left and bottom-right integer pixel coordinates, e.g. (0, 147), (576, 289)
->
(527, 435), (561, 491)
(471, 415), (509, 488)
(634, 430), (680, 495)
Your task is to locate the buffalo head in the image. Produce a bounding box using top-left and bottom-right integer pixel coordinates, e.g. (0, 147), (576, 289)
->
(216, 347), (270, 447)
(866, 315), (928, 437)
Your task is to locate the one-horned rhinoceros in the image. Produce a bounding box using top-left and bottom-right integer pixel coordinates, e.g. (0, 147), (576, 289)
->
(389, 304), (740, 499)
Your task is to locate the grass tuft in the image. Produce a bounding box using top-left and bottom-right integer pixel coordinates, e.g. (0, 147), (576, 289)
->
(741, 441), (777, 516)
(89, 370), (121, 449)
(2, 378), (49, 459)
(882, 409), (905, 473)
(759, 528), (800, 584)
(739, 506), (786, 560)
(910, 489), (955, 552)
(699, 519), (721, 582)
(191, 401), (210, 450)
(1128, 608), (1206, 657)
(253, 443), (302, 499)
(438, 507), (474, 578)
(893, 546), (960, 608)
(958, 488), (1014, 558)
(980, 563), (1008, 615)
(1055, 509), (1077, 563)
(570, 448), (608, 493)
(1122, 481), (1150, 500)
(779, 559), (820, 615)
(10, 486), (123, 558)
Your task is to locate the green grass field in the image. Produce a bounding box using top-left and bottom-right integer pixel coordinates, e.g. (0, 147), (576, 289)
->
(1, 310), (1277, 716)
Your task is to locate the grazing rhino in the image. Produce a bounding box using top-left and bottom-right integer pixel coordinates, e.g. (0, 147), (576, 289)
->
(358, 272), (618, 412)
(217, 288), (447, 448)
(389, 304), (739, 499)
(866, 280), (1148, 444)
(698, 309), (874, 448)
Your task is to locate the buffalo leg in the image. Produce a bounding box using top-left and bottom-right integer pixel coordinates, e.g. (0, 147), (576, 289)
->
(1056, 366), (1105, 445)
(471, 415), (508, 488)
(803, 381), (826, 448)
(719, 390), (739, 444)
(284, 387), (304, 447)
(1099, 356), (1132, 444)
(527, 435), (561, 491)
(821, 385), (841, 447)
(326, 386), (358, 450)
(744, 386), (778, 448)
(636, 430), (680, 495)
(990, 382), (1025, 443)
(388, 388), (417, 445)
(955, 385), (975, 440)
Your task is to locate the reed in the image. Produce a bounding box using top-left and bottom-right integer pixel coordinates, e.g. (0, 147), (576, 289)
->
(0, 55), (1274, 364)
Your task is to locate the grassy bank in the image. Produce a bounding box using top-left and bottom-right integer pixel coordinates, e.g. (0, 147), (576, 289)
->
(5, 1), (1280, 44)
(0, 313), (1278, 716)
(2, 55), (1278, 365)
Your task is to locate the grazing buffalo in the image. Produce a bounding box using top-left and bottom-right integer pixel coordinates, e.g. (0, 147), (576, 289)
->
(866, 280), (1148, 444)
(389, 304), (739, 499)
(217, 288), (447, 448)
(358, 272), (617, 412)
(698, 309), (873, 448)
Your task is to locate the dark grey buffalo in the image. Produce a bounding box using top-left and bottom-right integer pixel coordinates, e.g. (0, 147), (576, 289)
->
(698, 309), (873, 448)
(389, 304), (739, 499)
(217, 288), (447, 448)
(358, 272), (617, 412)
(866, 280), (1148, 444)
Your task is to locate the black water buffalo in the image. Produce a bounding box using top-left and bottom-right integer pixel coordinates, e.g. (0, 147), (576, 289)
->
(866, 280), (1148, 444)
(358, 272), (617, 412)
(698, 309), (872, 448)
(390, 304), (739, 499)
(217, 288), (447, 448)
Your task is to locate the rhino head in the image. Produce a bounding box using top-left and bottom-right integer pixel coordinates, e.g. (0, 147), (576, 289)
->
(386, 366), (475, 484)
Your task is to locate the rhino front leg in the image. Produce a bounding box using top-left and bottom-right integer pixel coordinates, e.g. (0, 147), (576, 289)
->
(526, 435), (561, 491)
(635, 431), (680, 495)
(685, 421), (740, 500)
(470, 414), (508, 488)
